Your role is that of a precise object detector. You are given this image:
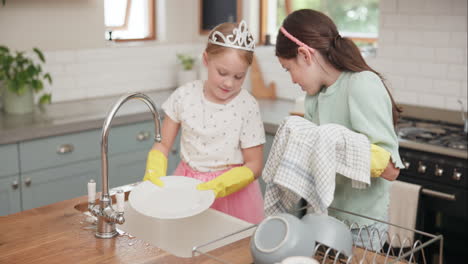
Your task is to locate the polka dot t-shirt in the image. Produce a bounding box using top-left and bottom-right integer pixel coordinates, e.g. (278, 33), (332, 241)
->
(162, 80), (266, 172)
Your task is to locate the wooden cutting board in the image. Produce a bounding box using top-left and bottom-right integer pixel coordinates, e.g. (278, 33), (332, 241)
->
(250, 55), (277, 100)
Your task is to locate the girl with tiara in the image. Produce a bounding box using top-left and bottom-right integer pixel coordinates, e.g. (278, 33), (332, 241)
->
(142, 21), (265, 224)
(275, 9), (404, 247)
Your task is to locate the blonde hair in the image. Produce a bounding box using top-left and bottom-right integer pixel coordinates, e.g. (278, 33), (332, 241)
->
(205, 22), (254, 65)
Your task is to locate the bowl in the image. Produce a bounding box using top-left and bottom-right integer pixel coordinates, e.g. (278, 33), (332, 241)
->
(250, 213), (316, 264)
(301, 213), (353, 257)
(281, 256), (320, 264)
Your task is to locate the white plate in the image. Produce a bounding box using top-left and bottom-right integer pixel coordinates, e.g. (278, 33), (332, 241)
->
(128, 176), (215, 219)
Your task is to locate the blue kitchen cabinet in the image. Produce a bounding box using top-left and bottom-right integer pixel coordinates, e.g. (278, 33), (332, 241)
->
(167, 131), (181, 175)
(0, 174), (21, 215)
(18, 128), (102, 210)
(21, 159), (101, 210)
(0, 120), (182, 214)
(107, 150), (147, 189)
(107, 121), (155, 188)
(107, 121), (181, 186)
(0, 143), (20, 178)
(0, 143), (21, 216)
(19, 129), (101, 173)
(107, 121), (158, 156)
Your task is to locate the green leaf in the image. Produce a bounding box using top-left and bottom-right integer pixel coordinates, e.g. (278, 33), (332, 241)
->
(0, 46), (9, 53)
(44, 73), (53, 84)
(31, 79), (44, 92)
(39, 94), (52, 105)
(0, 46), (53, 101)
(27, 65), (37, 77)
(176, 53), (195, 70)
(33, 47), (45, 63)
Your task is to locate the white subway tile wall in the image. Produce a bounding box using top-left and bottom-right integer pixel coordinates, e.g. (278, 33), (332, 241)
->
(38, 0), (466, 112)
(39, 44), (204, 103)
(254, 47), (307, 100)
(373, 0), (467, 110)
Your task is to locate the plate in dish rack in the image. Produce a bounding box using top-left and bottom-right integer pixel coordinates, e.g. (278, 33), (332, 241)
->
(129, 176), (215, 219)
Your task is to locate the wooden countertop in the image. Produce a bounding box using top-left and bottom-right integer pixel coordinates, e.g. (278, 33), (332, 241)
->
(0, 194), (253, 264)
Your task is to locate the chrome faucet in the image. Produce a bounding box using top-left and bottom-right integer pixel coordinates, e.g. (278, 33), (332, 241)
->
(88, 92), (162, 238)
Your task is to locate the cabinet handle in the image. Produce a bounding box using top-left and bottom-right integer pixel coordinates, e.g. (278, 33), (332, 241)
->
(12, 180), (19, 190)
(57, 144), (74, 154)
(24, 177), (32, 187)
(136, 131), (150, 141)
(171, 148), (177, 155)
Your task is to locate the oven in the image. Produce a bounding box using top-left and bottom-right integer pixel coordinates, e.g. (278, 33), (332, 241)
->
(397, 118), (468, 264)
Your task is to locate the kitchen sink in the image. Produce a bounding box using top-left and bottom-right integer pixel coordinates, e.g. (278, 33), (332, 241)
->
(74, 186), (255, 258)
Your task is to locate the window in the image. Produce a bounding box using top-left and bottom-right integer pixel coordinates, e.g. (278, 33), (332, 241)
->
(260, 0), (379, 56)
(104, 0), (156, 42)
(199, 0), (242, 35)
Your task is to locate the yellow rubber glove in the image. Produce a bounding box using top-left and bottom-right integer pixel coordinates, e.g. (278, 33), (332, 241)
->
(142, 149), (168, 187)
(370, 144), (391, 177)
(197, 166), (255, 198)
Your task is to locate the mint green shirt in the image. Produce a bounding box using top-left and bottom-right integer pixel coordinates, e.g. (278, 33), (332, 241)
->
(304, 71), (403, 226)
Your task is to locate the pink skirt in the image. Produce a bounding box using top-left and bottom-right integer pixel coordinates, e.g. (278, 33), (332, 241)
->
(173, 161), (265, 224)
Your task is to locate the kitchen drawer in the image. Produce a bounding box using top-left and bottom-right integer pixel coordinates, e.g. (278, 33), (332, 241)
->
(21, 158), (100, 210)
(0, 143), (20, 178)
(19, 129), (101, 173)
(107, 121), (155, 155)
(0, 174), (21, 216)
(107, 149), (147, 188)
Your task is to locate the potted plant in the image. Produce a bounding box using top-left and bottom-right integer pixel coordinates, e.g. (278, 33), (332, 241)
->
(176, 53), (197, 86)
(0, 46), (53, 114)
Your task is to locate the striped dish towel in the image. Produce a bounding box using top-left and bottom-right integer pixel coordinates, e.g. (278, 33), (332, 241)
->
(263, 116), (371, 216)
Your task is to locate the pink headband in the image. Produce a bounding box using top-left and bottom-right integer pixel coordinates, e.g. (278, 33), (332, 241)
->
(280, 26), (315, 52)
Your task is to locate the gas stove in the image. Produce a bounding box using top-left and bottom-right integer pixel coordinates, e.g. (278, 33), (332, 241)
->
(397, 117), (468, 159)
(396, 117), (467, 263)
(397, 116), (467, 188)
(398, 117), (467, 151)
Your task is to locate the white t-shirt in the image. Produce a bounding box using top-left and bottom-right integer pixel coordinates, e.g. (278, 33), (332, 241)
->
(162, 80), (266, 172)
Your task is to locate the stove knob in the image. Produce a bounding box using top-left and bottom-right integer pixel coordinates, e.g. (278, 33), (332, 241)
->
(434, 165), (443, 177)
(418, 162), (426, 174)
(453, 169), (462, 181)
(403, 161), (411, 169)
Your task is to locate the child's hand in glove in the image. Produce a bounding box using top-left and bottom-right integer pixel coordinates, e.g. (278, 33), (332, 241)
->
(142, 149), (168, 187)
(197, 166), (254, 198)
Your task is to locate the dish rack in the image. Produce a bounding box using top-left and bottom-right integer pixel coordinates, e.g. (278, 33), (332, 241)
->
(191, 206), (443, 264)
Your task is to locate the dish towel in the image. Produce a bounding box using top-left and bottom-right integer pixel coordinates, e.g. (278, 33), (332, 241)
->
(263, 116), (371, 216)
(387, 180), (421, 247)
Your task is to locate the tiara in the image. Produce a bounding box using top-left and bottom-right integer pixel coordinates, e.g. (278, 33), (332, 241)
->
(208, 20), (255, 52)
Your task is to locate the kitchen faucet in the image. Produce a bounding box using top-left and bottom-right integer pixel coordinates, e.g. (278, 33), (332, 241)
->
(88, 92), (162, 238)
